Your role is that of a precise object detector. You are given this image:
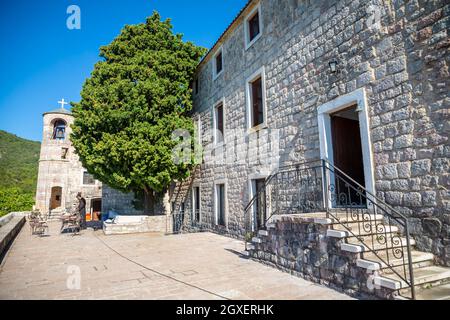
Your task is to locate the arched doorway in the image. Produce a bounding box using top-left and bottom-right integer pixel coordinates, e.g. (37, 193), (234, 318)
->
(50, 186), (63, 210)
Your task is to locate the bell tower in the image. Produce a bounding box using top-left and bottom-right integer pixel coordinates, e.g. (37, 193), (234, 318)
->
(35, 100), (74, 215)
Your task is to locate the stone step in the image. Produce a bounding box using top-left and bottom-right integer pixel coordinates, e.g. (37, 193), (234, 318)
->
(328, 213), (384, 224)
(346, 236), (415, 251)
(381, 254), (435, 274)
(415, 284), (450, 300)
(340, 237), (416, 254)
(258, 230), (269, 237)
(356, 251), (435, 272)
(327, 226), (399, 239)
(375, 266), (450, 291)
(246, 243), (255, 251)
(366, 250), (434, 270)
(252, 237), (262, 244)
(269, 212), (331, 225)
(266, 223), (276, 229)
(333, 221), (399, 235)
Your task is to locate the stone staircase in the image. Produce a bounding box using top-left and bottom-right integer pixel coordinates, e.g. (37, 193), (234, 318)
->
(46, 208), (66, 222)
(247, 211), (450, 300)
(325, 213), (450, 300)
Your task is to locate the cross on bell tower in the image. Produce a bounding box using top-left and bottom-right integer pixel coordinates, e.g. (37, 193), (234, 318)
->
(58, 98), (68, 109)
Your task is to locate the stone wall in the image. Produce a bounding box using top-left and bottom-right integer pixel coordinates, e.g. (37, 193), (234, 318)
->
(103, 215), (170, 235)
(173, 0), (449, 265)
(0, 212), (27, 263)
(248, 214), (397, 299)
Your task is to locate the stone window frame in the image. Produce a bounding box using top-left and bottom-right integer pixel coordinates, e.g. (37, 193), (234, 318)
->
(191, 183), (202, 223)
(213, 178), (228, 229)
(212, 46), (224, 80)
(212, 97), (226, 147)
(245, 66), (268, 132)
(244, 2), (263, 51)
(317, 87), (376, 207)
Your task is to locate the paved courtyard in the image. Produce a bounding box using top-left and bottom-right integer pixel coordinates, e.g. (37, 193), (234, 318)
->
(0, 222), (353, 300)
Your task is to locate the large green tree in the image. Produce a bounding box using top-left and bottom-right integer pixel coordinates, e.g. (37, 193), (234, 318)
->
(71, 12), (207, 214)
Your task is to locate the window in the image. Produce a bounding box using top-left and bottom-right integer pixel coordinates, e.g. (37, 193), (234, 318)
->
(52, 120), (66, 140)
(245, 3), (263, 49)
(248, 11), (260, 41)
(246, 67), (266, 129)
(213, 100), (225, 145)
(212, 47), (223, 79)
(61, 147), (69, 159)
(215, 52), (223, 74)
(251, 77), (264, 127)
(215, 183), (226, 227)
(83, 171), (95, 185)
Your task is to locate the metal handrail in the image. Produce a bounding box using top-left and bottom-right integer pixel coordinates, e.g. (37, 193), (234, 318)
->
(322, 159), (408, 220)
(244, 159), (323, 243)
(243, 159), (322, 213)
(243, 158), (416, 299)
(322, 160), (415, 299)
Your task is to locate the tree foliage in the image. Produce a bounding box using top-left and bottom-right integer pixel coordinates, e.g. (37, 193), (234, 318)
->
(0, 187), (34, 217)
(0, 130), (39, 216)
(0, 130), (40, 193)
(71, 12), (207, 213)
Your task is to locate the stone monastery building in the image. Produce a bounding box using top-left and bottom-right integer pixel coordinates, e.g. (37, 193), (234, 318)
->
(35, 105), (103, 216)
(172, 0), (449, 266)
(171, 0), (450, 298)
(36, 0), (449, 299)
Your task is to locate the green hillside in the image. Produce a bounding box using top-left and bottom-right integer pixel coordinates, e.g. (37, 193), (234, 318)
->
(0, 130), (40, 216)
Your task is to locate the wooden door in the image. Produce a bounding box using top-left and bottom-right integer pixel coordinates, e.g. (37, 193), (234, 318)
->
(331, 115), (366, 206)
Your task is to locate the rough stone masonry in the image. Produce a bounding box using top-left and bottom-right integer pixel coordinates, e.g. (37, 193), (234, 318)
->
(172, 0), (450, 266)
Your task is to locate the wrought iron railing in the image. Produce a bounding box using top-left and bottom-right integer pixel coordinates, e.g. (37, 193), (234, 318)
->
(243, 159), (416, 299)
(322, 159), (415, 299)
(244, 160), (324, 241)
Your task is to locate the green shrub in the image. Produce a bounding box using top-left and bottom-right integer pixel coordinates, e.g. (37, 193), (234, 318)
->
(0, 187), (34, 217)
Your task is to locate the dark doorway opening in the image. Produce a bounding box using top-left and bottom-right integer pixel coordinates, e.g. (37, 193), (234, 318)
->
(90, 198), (102, 221)
(331, 106), (366, 207)
(193, 187), (200, 223)
(253, 179), (266, 229)
(216, 184), (226, 226)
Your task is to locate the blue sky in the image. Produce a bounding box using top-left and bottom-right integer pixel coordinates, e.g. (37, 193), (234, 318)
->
(0, 0), (248, 142)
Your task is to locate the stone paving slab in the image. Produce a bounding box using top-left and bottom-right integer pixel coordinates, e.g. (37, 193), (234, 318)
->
(0, 221), (354, 300)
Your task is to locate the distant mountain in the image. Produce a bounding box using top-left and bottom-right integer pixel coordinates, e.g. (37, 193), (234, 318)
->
(0, 130), (40, 194)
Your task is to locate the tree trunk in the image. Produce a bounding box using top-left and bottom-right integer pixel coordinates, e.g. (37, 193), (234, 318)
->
(143, 187), (155, 216)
